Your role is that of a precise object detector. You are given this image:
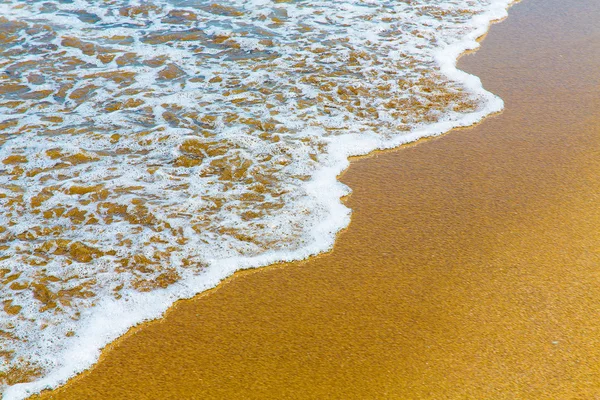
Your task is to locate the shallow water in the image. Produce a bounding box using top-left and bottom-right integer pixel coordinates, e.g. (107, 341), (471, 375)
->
(0, 0), (510, 397)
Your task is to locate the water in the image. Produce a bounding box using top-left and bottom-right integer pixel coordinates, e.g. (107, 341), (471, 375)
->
(0, 0), (511, 397)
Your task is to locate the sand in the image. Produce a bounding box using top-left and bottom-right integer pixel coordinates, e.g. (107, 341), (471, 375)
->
(33, 0), (600, 398)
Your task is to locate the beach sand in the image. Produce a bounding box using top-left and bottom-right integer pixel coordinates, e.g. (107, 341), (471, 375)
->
(34, 0), (600, 398)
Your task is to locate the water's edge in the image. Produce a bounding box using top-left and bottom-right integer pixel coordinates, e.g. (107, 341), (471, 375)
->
(4, 1), (514, 399)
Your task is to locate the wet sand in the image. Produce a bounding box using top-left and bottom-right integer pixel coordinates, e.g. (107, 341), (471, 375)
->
(34, 0), (600, 398)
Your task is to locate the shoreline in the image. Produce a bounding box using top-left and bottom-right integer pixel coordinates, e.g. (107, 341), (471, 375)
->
(23, 0), (600, 398)
(1, 2), (516, 399)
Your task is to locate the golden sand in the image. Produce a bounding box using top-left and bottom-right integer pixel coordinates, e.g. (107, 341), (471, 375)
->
(34, 0), (600, 398)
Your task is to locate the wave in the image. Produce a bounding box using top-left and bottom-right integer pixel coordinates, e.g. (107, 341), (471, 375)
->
(0, 0), (512, 398)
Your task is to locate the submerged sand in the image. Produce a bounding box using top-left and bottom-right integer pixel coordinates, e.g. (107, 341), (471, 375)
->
(34, 0), (600, 398)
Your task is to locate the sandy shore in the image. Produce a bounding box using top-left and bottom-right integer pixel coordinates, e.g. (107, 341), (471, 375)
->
(33, 0), (600, 398)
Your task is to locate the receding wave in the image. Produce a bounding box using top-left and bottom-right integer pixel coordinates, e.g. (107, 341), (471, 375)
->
(0, 0), (511, 397)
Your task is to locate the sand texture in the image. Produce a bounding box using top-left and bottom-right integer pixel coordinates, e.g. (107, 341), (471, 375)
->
(34, 0), (600, 398)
